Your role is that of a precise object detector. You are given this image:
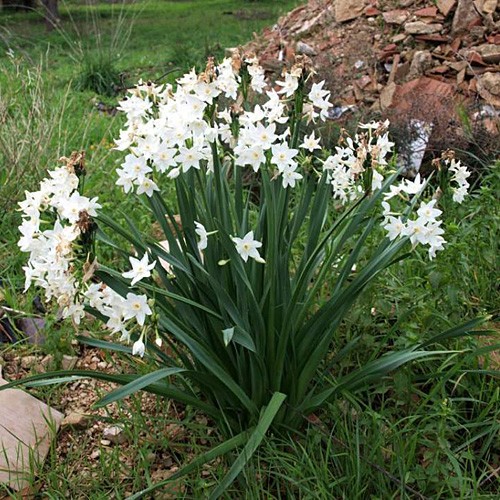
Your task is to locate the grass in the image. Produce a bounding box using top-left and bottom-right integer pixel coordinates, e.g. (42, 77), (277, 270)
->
(0, 1), (499, 498)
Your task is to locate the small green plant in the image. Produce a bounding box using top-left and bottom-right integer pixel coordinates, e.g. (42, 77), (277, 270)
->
(52, 0), (137, 95)
(74, 54), (122, 96)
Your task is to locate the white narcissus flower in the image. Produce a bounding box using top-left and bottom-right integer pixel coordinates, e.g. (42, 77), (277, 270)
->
(176, 144), (204, 172)
(308, 81), (330, 106)
(194, 221), (208, 251)
(383, 216), (406, 241)
(135, 177), (160, 197)
(300, 132), (321, 152)
(117, 94), (152, 120)
(122, 293), (153, 326)
(452, 185), (468, 204)
(276, 73), (299, 98)
(232, 231), (265, 264)
(120, 154), (152, 183)
(122, 253), (156, 285)
(371, 169), (384, 192)
(63, 301), (85, 325)
(132, 338), (146, 358)
(271, 143), (298, 173)
(281, 165), (303, 189)
(448, 159), (470, 204)
(417, 200), (442, 224)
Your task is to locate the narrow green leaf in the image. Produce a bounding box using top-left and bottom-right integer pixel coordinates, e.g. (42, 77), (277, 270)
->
(127, 430), (249, 499)
(75, 336), (133, 354)
(24, 376), (85, 387)
(300, 349), (446, 414)
(420, 317), (489, 348)
(158, 316), (258, 414)
(95, 367), (185, 407)
(0, 370), (221, 419)
(209, 392), (287, 499)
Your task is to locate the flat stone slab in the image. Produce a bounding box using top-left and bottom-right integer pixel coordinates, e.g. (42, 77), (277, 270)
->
(0, 372), (63, 491)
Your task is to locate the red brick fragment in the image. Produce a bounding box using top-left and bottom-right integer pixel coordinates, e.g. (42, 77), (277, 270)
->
(364, 7), (380, 16)
(415, 34), (450, 43)
(415, 7), (438, 17)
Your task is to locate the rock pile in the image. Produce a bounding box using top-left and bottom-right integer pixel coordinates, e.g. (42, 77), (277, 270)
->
(242, 0), (499, 163)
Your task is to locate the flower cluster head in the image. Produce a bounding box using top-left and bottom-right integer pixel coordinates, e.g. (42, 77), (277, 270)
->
(322, 120), (394, 203)
(382, 198), (446, 260)
(18, 155), (154, 343)
(18, 155), (100, 324)
(447, 158), (470, 203)
(113, 56), (335, 200)
(380, 152), (470, 259)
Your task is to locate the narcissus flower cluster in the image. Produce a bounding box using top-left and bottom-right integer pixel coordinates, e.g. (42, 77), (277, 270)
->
(19, 55), (470, 356)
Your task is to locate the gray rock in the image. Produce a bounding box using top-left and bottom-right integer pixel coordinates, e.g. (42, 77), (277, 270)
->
(477, 72), (500, 107)
(405, 22), (443, 35)
(103, 425), (126, 444)
(61, 355), (78, 370)
(452, 0), (481, 34)
(20, 355), (39, 370)
(16, 318), (46, 345)
(407, 50), (434, 80)
(62, 412), (89, 430)
(335, 0), (366, 23)
(296, 41), (317, 56)
(475, 44), (500, 64)
(383, 10), (410, 25)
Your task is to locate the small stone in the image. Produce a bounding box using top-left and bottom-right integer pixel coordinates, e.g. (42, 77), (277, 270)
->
(296, 41), (317, 56)
(407, 50), (434, 80)
(97, 361), (108, 370)
(475, 44), (500, 64)
(476, 0), (498, 15)
(452, 0), (481, 34)
(364, 7), (380, 16)
(392, 34), (407, 43)
(100, 439), (111, 446)
(295, 11), (323, 37)
(379, 82), (397, 111)
(103, 425), (126, 444)
(357, 75), (372, 89)
(41, 355), (54, 369)
(90, 449), (100, 460)
(62, 412), (89, 430)
(20, 355), (39, 370)
(477, 72), (500, 107)
(414, 7), (438, 18)
(436, 0), (457, 16)
(405, 22), (443, 35)
(335, 0), (367, 23)
(61, 355), (78, 371)
(382, 10), (410, 25)
(16, 318), (46, 345)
